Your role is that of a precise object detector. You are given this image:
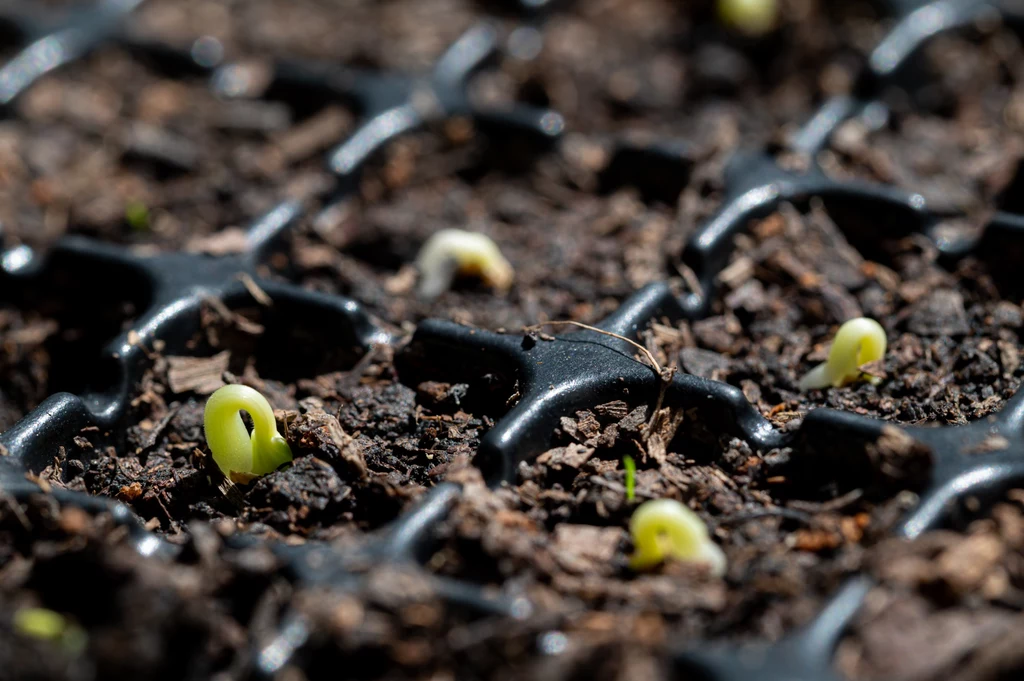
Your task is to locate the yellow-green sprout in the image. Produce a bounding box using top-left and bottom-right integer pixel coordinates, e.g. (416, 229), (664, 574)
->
(125, 200), (150, 232)
(799, 317), (887, 391)
(629, 499), (726, 576)
(415, 228), (514, 299)
(14, 608), (87, 654)
(717, 0), (778, 36)
(623, 454), (637, 502)
(204, 384), (292, 477)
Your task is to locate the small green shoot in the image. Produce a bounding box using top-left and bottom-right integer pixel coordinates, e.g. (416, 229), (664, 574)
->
(416, 228), (514, 299)
(629, 499), (726, 576)
(717, 0), (778, 36)
(13, 607), (87, 654)
(623, 454), (636, 502)
(799, 317), (887, 391)
(203, 384), (292, 478)
(125, 200), (150, 232)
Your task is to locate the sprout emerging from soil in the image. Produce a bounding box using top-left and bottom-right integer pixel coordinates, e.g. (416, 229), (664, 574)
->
(799, 317), (887, 391)
(629, 499), (726, 576)
(717, 0), (778, 36)
(125, 200), (150, 232)
(204, 384), (292, 477)
(13, 607), (87, 654)
(623, 454), (637, 502)
(415, 228), (514, 299)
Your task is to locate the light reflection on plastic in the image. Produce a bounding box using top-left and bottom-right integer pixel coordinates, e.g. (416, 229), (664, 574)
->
(696, 184), (779, 250)
(933, 232), (954, 250)
(539, 631), (568, 655)
(0, 34), (69, 104)
(246, 201), (300, 250)
(539, 112), (565, 137)
(901, 465), (1000, 540)
(861, 101), (889, 131)
(211, 64), (252, 98)
(136, 534), (163, 557)
(257, 617), (310, 674)
(510, 596), (532, 620)
(870, 2), (951, 75)
(434, 23), (496, 84)
(2, 245), (33, 273)
(329, 107), (419, 175)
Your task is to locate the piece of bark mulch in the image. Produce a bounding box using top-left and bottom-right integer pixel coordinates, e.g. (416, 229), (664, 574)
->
(166, 350), (230, 394)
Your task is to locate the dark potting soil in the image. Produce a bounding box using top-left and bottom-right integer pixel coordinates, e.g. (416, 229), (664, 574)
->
(0, 45), (336, 250)
(2, 1), (1024, 681)
(836, 492), (1024, 680)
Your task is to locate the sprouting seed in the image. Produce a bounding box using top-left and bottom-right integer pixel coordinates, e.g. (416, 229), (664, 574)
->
(717, 0), (778, 36)
(125, 200), (150, 232)
(203, 384), (293, 477)
(623, 454), (637, 502)
(14, 607), (66, 640)
(628, 499), (726, 576)
(415, 228), (514, 299)
(13, 607), (87, 654)
(798, 317), (887, 391)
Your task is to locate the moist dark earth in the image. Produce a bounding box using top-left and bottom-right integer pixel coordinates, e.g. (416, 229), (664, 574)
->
(2, 1), (1024, 680)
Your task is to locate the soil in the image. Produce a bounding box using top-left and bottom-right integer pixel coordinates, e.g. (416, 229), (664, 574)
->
(0, 308), (55, 430)
(837, 491), (1024, 681)
(0, 45), (336, 249)
(682, 201), (1023, 427)
(1, 1), (1024, 680)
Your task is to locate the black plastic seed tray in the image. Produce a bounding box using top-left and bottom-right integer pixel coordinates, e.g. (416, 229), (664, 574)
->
(2, 0), (1024, 678)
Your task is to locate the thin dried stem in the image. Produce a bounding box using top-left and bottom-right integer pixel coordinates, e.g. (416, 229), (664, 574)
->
(522, 320), (677, 442)
(521, 320), (663, 374)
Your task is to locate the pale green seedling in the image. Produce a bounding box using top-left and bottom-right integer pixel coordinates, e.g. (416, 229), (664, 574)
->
(623, 454), (637, 503)
(799, 317), (887, 391)
(416, 228), (514, 299)
(13, 607), (87, 654)
(717, 0), (778, 36)
(203, 384), (292, 477)
(628, 499), (726, 576)
(125, 200), (150, 232)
